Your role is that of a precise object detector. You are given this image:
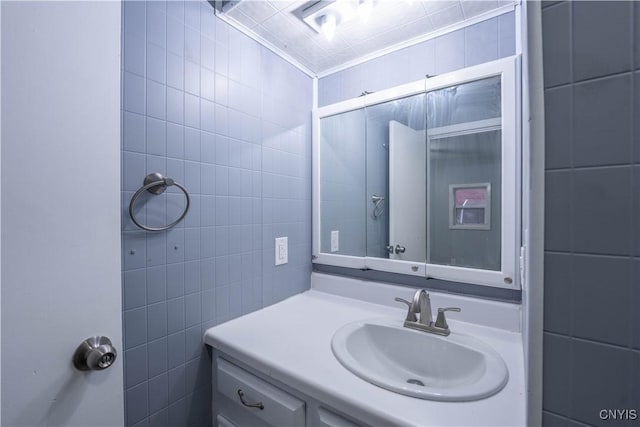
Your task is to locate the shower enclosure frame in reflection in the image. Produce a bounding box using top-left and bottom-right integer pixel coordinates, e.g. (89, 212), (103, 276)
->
(312, 56), (521, 290)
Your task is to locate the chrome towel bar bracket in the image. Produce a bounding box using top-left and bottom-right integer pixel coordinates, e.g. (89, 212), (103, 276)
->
(128, 172), (190, 232)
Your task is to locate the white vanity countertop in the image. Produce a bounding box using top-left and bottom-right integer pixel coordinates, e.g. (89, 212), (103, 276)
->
(204, 276), (526, 427)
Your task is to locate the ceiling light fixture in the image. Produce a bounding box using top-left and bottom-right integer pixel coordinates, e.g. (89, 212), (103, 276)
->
(320, 13), (337, 41)
(358, 0), (373, 23)
(299, 0), (378, 42)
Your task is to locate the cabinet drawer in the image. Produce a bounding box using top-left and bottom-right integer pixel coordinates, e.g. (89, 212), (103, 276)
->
(217, 414), (237, 427)
(317, 407), (360, 427)
(217, 358), (305, 426)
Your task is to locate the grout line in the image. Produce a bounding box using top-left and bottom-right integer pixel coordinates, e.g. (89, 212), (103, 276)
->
(545, 164), (635, 173)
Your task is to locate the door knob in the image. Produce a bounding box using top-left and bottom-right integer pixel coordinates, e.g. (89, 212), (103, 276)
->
(395, 244), (406, 254)
(73, 336), (117, 371)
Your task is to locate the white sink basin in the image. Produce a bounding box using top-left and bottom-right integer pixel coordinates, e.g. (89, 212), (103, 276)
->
(331, 318), (508, 401)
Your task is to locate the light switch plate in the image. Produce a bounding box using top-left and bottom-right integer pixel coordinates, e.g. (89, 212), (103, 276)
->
(275, 237), (288, 265)
(331, 230), (339, 252)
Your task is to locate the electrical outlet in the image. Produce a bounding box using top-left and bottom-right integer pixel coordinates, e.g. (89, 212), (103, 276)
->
(331, 230), (339, 252)
(275, 237), (288, 266)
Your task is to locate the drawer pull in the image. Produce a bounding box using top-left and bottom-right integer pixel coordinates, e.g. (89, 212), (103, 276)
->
(237, 389), (264, 410)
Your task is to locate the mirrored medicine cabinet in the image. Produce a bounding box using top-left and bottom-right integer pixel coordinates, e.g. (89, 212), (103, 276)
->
(312, 57), (521, 289)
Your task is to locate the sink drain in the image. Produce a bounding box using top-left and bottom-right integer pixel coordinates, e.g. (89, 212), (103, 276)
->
(406, 379), (425, 387)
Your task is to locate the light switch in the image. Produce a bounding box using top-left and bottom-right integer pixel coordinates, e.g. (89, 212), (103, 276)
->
(275, 237), (288, 266)
(331, 230), (339, 252)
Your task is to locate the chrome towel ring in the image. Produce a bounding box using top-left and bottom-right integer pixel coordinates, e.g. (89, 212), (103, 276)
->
(129, 172), (190, 232)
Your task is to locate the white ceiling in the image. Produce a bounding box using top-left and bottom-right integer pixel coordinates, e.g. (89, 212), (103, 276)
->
(218, 0), (515, 75)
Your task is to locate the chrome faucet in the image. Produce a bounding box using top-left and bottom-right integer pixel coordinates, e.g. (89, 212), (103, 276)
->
(394, 289), (461, 336)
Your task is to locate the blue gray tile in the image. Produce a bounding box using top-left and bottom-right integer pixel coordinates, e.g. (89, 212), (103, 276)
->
(635, 74), (640, 164)
(126, 382), (149, 427)
(166, 87), (184, 126)
(200, 258), (215, 290)
(146, 6), (166, 48)
(200, 99), (215, 133)
(633, 259), (640, 350)
(570, 339), (633, 425)
(633, 351), (640, 414)
(201, 132), (215, 165)
(167, 397), (187, 427)
(185, 293), (202, 327)
(167, 297), (185, 334)
(201, 289), (216, 323)
(167, 331), (186, 369)
(571, 255), (632, 346)
(147, 337), (167, 378)
(168, 365), (187, 404)
(184, 228), (201, 261)
(166, 52), (184, 91)
(464, 18), (498, 68)
(185, 27), (201, 65)
(167, 16), (185, 58)
(122, 4), (313, 427)
(148, 408), (169, 427)
(148, 373), (169, 414)
(146, 79), (166, 120)
(542, 412), (570, 427)
(572, 167), (632, 255)
(146, 43), (166, 85)
(184, 60), (200, 96)
(572, 1), (632, 82)
(166, 262), (185, 299)
(636, 3), (640, 70)
(125, 307), (147, 350)
(544, 86), (571, 169)
(184, 260), (201, 295)
(573, 75), (631, 167)
(541, 3), (570, 88)
(543, 253), (571, 335)
(146, 232), (167, 267)
(124, 72), (146, 115)
(125, 269), (147, 310)
(166, 228), (185, 265)
(435, 29), (465, 75)
(147, 302), (167, 341)
(146, 265), (166, 305)
(124, 1), (146, 41)
(184, 93), (200, 129)
(124, 112), (146, 154)
(185, 325), (203, 361)
(498, 12), (515, 58)
(125, 344), (148, 389)
(166, 123), (184, 159)
(201, 36), (215, 72)
(146, 117), (166, 157)
(184, 0), (200, 30)
(544, 171), (571, 252)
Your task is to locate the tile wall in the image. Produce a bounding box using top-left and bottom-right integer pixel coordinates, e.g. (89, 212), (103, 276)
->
(317, 11), (515, 107)
(120, 1), (313, 425)
(541, 2), (640, 426)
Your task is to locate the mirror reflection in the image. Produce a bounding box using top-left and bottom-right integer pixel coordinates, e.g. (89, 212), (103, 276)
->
(366, 94), (427, 263)
(320, 109), (366, 256)
(319, 75), (504, 272)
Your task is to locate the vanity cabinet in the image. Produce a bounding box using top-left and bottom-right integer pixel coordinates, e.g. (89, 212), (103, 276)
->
(213, 354), (363, 427)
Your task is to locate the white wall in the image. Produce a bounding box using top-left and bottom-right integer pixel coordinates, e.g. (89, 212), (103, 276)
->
(1, 2), (123, 425)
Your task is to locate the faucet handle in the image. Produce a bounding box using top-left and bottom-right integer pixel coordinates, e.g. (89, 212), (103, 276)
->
(434, 307), (461, 330)
(394, 297), (417, 322)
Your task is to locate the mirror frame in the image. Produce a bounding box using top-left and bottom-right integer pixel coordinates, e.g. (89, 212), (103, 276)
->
(312, 56), (521, 290)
